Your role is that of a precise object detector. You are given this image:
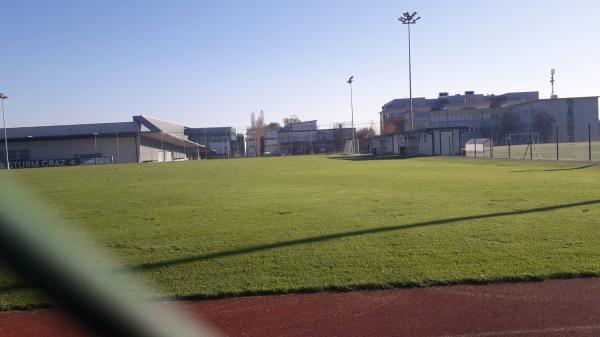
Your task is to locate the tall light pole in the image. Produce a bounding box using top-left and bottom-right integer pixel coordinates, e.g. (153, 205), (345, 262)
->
(399, 12), (421, 131)
(92, 132), (98, 165)
(347, 76), (355, 153)
(1, 93), (9, 170)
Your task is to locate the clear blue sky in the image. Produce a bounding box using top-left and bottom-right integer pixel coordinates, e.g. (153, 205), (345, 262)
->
(2, 0), (599, 131)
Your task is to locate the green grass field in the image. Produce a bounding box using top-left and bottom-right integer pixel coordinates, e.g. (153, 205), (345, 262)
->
(1, 156), (600, 310)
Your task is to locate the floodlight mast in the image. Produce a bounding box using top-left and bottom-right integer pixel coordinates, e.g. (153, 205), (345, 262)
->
(398, 12), (420, 131)
(347, 76), (355, 153)
(0, 93), (9, 170)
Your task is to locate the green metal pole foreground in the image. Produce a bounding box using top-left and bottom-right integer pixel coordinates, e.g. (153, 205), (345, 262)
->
(0, 177), (219, 337)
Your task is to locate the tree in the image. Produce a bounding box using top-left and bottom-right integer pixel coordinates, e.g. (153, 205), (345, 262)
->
(356, 127), (375, 153)
(332, 123), (346, 152)
(532, 110), (555, 143)
(283, 115), (301, 126)
(268, 122), (282, 131)
(382, 117), (405, 135)
(249, 110), (267, 156)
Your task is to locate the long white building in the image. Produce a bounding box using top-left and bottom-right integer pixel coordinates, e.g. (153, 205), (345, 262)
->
(0, 115), (212, 169)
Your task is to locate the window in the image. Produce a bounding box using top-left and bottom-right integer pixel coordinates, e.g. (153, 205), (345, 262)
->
(19, 149), (30, 160)
(465, 97), (471, 103)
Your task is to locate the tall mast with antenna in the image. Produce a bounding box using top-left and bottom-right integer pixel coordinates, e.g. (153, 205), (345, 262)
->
(550, 68), (556, 99)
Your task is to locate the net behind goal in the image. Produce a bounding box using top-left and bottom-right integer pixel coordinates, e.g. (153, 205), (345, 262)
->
(343, 139), (360, 155)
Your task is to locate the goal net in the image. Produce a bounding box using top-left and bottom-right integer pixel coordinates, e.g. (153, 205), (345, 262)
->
(465, 138), (492, 158)
(343, 139), (360, 155)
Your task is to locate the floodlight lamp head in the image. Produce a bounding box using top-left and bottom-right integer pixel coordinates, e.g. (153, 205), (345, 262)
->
(347, 76), (354, 84)
(0, 93), (8, 100)
(551, 68), (555, 75)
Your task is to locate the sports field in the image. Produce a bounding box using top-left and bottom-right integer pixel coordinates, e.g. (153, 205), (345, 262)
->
(1, 156), (599, 310)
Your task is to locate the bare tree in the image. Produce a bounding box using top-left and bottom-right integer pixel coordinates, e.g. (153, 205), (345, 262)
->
(332, 123), (346, 153)
(533, 110), (555, 143)
(254, 110), (266, 156)
(283, 115), (301, 126)
(356, 127), (375, 153)
(382, 117), (405, 135)
(268, 122), (282, 131)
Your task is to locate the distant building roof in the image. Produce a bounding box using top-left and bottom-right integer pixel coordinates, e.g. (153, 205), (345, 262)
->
(382, 91), (541, 113)
(1, 115), (190, 141)
(1, 121), (136, 141)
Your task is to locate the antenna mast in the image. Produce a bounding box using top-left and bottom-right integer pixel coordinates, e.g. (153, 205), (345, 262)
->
(550, 68), (556, 99)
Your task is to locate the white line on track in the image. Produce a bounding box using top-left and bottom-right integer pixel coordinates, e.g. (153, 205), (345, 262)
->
(437, 324), (600, 337)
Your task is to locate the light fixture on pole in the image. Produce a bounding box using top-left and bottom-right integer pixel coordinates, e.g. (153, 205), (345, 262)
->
(347, 76), (355, 154)
(0, 93), (9, 170)
(398, 11), (421, 131)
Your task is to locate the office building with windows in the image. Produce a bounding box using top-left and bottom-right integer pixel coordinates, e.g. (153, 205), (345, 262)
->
(376, 91), (599, 156)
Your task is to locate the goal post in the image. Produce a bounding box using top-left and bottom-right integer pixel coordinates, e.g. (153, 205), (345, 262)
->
(343, 139), (360, 155)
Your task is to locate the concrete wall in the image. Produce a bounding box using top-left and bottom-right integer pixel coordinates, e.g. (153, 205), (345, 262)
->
(2, 135), (138, 164)
(138, 135), (186, 162)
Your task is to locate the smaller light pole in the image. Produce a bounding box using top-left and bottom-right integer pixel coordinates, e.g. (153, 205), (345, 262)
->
(347, 76), (356, 154)
(1, 93), (9, 170)
(92, 132), (98, 165)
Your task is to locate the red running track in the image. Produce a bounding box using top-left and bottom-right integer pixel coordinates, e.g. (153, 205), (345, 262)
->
(1, 278), (600, 337)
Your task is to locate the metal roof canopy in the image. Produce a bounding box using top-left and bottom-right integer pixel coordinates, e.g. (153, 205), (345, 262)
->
(403, 126), (469, 135)
(141, 131), (204, 149)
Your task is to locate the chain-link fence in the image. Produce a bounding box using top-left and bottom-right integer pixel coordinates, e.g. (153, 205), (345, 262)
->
(466, 124), (600, 162)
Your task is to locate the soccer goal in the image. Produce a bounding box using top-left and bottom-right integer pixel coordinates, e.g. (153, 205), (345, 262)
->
(465, 138), (493, 158)
(343, 139), (360, 155)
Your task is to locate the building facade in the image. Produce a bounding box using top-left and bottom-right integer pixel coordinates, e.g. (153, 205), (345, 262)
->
(0, 116), (212, 169)
(184, 127), (244, 158)
(377, 91), (599, 155)
(246, 120), (355, 156)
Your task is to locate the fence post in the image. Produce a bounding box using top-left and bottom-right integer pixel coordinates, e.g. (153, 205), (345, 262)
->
(589, 123), (592, 161)
(491, 138), (494, 158)
(529, 128), (533, 160)
(556, 126), (559, 161)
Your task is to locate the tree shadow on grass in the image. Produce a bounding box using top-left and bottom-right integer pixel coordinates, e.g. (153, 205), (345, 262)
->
(512, 164), (597, 173)
(125, 199), (600, 272)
